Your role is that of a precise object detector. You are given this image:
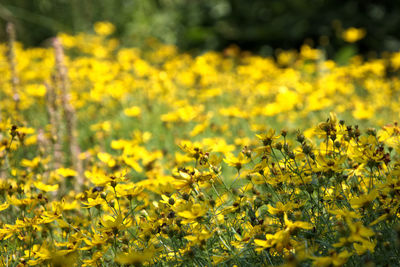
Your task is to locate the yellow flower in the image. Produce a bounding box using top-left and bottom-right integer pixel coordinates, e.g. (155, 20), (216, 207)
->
(50, 251), (79, 267)
(81, 195), (106, 209)
(21, 157), (41, 168)
(25, 243), (52, 265)
(328, 207), (361, 219)
(284, 213), (313, 233)
(25, 83), (46, 97)
(172, 168), (196, 190)
(254, 234), (275, 250)
(315, 154), (346, 173)
(267, 201), (295, 216)
(41, 201), (64, 223)
(342, 27), (366, 43)
(347, 219), (375, 243)
(391, 52), (400, 70)
(190, 120), (209, 137)
(224, 152), (250, 171)
(114, 246), (156, 265)
(185, 229), (213, 246)
(124, 106), (142, 117)
(0, 202), (9, 212)
(82, 251), (106, 266)
(352, 101), (374, 120)
(100, 213), (132, 234)
(178, 140), (204, 160)
(94, 21), (115, 36)
(82, 234), (110, 251)
(349, 189), (378, 209)
(256, 129), (279, 146)
(311, 250), (352, 266)
(56, 168), (77, 178)
(97, 152), (116, 168)
(85, 167), (127, 186)
(353, 239), (377, 255)
(178, 203), (207, 222)
(34, 181), (59, 192)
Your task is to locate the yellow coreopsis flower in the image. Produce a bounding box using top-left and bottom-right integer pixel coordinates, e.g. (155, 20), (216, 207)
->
(315, 154), (346, 173)
(94, 21), (115, 36)
(81, 195), (106, 209)
(349, 189), (378, 209)
(311, 250), (352, 267)
(25, 244), (52, 265)
(342, 27), (366, 43)
(267, 201), (295, 216)
(254, 234), (275, 251)
(114, 246), (156, 265)
(353, 239), (377, 255)
(178, 203), (207, 223)
(124, 106), (141, 117)
(97, 152), (116, 168)
(56, 168), (77, 178)
(284, 213), (313, 233)
(34, 181), (59, 192)
(256, 129), (279, 146)
(100, 213), (132, 234)
(185, 229), (213, 247)
(82, 251), (104, 267)
(346, 219), (375, 243)
(85, 167), (127, 186)
(224, 152), (250, 171)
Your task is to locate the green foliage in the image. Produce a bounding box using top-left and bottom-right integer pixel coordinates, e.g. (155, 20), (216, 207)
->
(1, 0), (400, 56)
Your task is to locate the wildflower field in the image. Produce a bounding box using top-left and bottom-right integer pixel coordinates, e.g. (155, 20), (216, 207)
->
(2, 22), (400, 266)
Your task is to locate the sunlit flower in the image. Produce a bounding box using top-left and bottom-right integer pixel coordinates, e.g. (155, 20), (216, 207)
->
(94, 21), (115, 36)
(224, 152), (250, 171)
(114, 246), (157, 266)
(342, 27), (366, 43)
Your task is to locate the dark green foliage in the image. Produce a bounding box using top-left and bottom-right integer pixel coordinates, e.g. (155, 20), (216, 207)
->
(1, 0), (400, 56)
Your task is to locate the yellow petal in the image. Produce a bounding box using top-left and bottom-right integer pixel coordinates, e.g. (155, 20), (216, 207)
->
(34, 181), (59, 192)
(0, 202), (9, 211)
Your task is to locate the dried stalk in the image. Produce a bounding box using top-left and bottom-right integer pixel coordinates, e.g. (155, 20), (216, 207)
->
(36, 128), (52, 183)
(44, 82), (63, 170)
(6, 22), (20, 111)
(52, 37), (84, 192)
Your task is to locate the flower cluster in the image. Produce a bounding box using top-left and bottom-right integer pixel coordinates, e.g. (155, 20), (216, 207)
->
(1, 23), (400, 266)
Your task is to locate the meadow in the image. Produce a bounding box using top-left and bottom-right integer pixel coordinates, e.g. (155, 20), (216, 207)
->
(1, 22), (400, 266)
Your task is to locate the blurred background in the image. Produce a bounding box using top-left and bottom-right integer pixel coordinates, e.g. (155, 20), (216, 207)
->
(1, 0), (399, 58)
